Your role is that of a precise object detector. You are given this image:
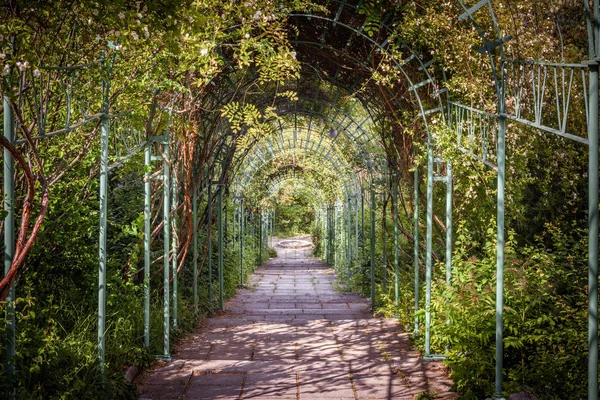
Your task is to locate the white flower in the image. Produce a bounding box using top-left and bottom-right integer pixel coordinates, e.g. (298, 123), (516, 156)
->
(131, 31), (139, 40)
(136, 19), (141, 25)
(88, 18), (92, 25)
(0, 53), (5, 60)
(244, 33), (250, 39)
(189, 16), (194, 23)
(253, 10), (262, 20)
(185, 33), (189, 39)
(3, 64), (10, 76)
(95, 34), (101, 42)
(143, 26), (150, 38)
(137, 13), (143, 19)
(16, 61), (28, 72)
(200, 48), (208, 56)
(33, 68), (41, 78)
(291, 51), (296, 59)
(167, 15), (172, 19)
(118, 12), (125, 19)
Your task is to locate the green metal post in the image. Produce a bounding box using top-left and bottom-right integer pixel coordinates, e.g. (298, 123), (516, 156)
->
(495, 113), (506, 397)
(355, 197), (359, 260)
(382, 192), (387, 292)
(587, 62), (598, 400)
(445, 163), (453, 285)
(394, 177), (399, 312)
(347, 198), (351, 273)
(361, 188), (365, 243)
(259, 209), (263, 263)
(208, 182), (213, 303)
(4, 94), (16, 385)
(218, 185), (224, 310)
(240, 200), (244, 286)
(162, 131), (171, 360)
(370, 186), (376, 309)
(172, 180), (178, 330)
(193, 185), (198, 311)
(143, 141), (151, 347)
(97, 80), (110, 373)
(414, 167), (420, 333)
(425, 145), (434, 357)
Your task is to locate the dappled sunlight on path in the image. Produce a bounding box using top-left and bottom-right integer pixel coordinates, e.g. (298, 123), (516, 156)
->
(138, 244), (456, 399)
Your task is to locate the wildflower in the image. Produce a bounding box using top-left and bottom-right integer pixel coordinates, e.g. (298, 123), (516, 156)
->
(95, 34), (101, 42)
(0, 53), (5, 60)
(291, 51), (296, 59)
(2, 64), (10, 76)
(118, 12), (125, 19)
(136, 19), (141, 25)
(143, 26), (150, 38)
(137, 13), (143, 19)
(131, 31), (139, 40)
(253, 10), (262, 20)
(200, 48), (208, 56)
(244, 33), (250, 39)
(33, 68), (41, 78)
(16, 61), (28, 72)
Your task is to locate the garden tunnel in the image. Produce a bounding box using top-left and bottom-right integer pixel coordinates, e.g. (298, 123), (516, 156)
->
(1, 0), (600, 398)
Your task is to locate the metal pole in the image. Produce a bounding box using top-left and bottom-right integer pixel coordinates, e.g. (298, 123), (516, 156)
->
(445, 163), (453, 285)
(587, 61), (598, 400)
(162, 131), (171, 360)
(382, 192), (387, 292)
(240, 200), (244, 286)
(414, 167), (420, 333)
(394, 177), (399, 313)
(97, 80), (110, 373)
(143, 141), (151, 347)
(4, 94), (16, 385)
(259, 210), (263, 263)
(495, 115), (507, 398)
(208, 182), (213, 303)
(172, 180), (178, 331)
(370, 186), (376, 309)
(425, 145), (434, 357)
(218, 185), (224, 311)
(193, 185), (198, 311)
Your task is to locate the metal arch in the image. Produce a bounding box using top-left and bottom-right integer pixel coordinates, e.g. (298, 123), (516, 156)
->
(235, 145), (358, 199)
(290, 11), (447, 143)
(233, 135), (360, 199)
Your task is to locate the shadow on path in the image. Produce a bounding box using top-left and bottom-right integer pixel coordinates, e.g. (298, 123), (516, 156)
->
(137, 239), (456, 399)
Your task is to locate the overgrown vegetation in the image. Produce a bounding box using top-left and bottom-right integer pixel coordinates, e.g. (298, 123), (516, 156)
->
(0, 0), (594, 399)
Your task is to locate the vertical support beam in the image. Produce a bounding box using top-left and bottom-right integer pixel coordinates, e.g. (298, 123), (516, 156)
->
(193, 185), (198, 311)
(162, 130), (171, 360)
(355, 197), (359, 261)
(259, 209), (263, 264)
(445, 163), (453, 286)
(394, 177), (399, 313)
(171, 180), (178, 331)
(414, 167), (420, 334)
(361, 188), (365, 244)
(382, 192), (387, 292)
(425, 145), (434, 357)
(97, 80), (110, 373)
(218, 184), (224, 311)
(347, 198), (351, 275)
(587, 61), (598, 400)
(3, 94), (16, 385)
(143, 141), (151, 347)
(207, 182), (213, 303)
(370, 186), (376, 309)
(240, 199), (244, 286)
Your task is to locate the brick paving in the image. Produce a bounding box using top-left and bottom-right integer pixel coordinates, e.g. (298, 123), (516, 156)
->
(138, 244), (456, 399)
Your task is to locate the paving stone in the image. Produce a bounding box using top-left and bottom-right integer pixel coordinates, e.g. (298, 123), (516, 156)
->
(138, 243), (456, 399)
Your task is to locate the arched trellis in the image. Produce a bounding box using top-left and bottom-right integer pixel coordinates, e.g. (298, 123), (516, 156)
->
(1, 2), (598, 399)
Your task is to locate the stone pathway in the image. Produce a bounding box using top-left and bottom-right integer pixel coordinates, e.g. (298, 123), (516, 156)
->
(138, 248), (455, 399)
